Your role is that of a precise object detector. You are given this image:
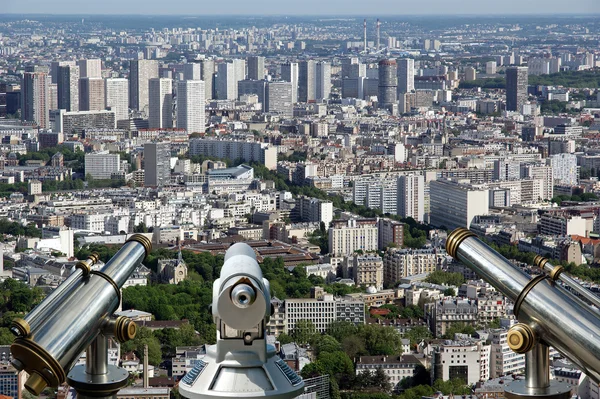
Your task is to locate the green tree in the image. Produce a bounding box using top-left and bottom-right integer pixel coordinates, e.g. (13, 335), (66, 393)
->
(277, 333), (294, 345)
(314, 334), (342, 356)
(443, 288), (456, 296)
(425, 271), (465, 286)
(0, 327), (14, 345)
(404, 326), (432, 347)
(442, 323), (476, 339)
(120, 327), (162, 366)
(358, 324), (403, 356)
(291, 319), (317, 345)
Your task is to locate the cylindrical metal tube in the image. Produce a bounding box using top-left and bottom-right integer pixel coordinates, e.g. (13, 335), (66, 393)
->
(12, 253), (100, 337)
(537, 257), (600, 310)
(526, 344), (550, 389)
(86, 336), (107, 376)
(447, 228), (600, 383)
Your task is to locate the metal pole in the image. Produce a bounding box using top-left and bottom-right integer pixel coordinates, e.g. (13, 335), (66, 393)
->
(86, 335), (108, 376)
(525, 343), (549, 390)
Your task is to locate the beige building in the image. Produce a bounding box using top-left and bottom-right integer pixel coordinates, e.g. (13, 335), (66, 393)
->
(353, 255), (384, 290)
(383, 248), (445, 286)
(157, 251), (188, 284)
(328, 219), (378, 256)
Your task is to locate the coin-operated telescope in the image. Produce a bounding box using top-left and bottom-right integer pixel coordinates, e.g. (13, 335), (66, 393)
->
(179, 243), (305, 399)
(10, 234), (152, 397)
(447, 228), (600, 399)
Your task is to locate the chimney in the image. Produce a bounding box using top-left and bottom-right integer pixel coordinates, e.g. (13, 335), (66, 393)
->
(143, 344), (149, 388)
(376, 19), (381, 51)
(363, 19), (367, 52)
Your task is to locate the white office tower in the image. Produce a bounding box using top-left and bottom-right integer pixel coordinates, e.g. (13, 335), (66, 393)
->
(216, 59), (245, 100)
(266, 81), (293, 118)
(281, 62), (298, 103)
(397, 175), (425, 222)
(248, 56), (265, 80)
(177, 80), (205, 134)
(129, 59), (158, 113)
(144, 142), (171, 187)
(57, 65), (80, 112)
(550, 153), (578, 186)
(316, 62), (331, 101)
(77, 59), (102, 78)
(397, 58), (415, 94)
(429, 179), (489, 230)
(148, 78), (173, 129)
(79, 77), (105, 111)
(182, 63), (201, 81)
(21, 72), (50, 129)
(298, 60), (316, 103)
(105, 78), (129, 122)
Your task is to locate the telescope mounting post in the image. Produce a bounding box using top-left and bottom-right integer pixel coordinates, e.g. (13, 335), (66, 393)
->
(67, 334), (129, 399)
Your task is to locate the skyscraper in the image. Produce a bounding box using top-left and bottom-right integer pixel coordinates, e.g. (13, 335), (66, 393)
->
(316, 62), (331, 101)
(397, 175), (424, 222)
(182, 63), (201, 81)
(129, 59), (158, 113)
(105, 78), (129, 122)
(397, 58), (415, 94)
(77, 59), (102, 78)
(506, 66), (528, 112)
(200, 59), (215, 100)
(266, 81), (293, 118)
(57, 65), (80, 112)
(238, 79), (267, 109)
(177, 80), (205, 134)
(148, 78), (173, 129)
(21, 71), (49, 129)
(79, 77), (105, 111)
(216, 60), (246, 100)
(378, 59), (397, 109)
(144, 142), (171, 187)
(281, 62), (298, 103)
(247, 56), (265, 80)
(50, 61), (76, 84)
(298, 60), (316, 103)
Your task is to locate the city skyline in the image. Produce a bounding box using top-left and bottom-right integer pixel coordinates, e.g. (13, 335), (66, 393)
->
(3, 0), (599, 15)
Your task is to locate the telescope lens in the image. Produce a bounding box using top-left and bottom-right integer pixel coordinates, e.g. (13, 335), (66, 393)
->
(231, 284), (256, 309)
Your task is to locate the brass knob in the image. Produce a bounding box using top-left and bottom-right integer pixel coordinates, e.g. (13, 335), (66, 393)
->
(549, 265), (564, 281)
(115, 316), (137, 343)
(11, 318), (31, 337)
(507, 323), (536, 353)
(25, 372), (48, 396)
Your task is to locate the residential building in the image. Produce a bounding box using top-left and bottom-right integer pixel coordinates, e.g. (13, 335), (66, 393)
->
(353, 255), (384, 290)
(383, 248), (445, 286)
(316, 61), (331, 101)
(57, 64), (80, 111)
(79, 77), (105, 111)
(505, 66), (528, 112)
(177, 80), (205, 134)
(266, 81), (293, 118)
(51, 109), (116, 134)
(550, 153), (578, 186)
(247, 56), (265, 80)
(105, 78), (129, 122)
(328, 219), (379, 256)
(397, 174), (424, 222)
(281, 61), (298, 103)
(216, 60), (246, 100)
(397, 58), (415, 94)
(295, 196), (333, 227)
(21, 71), (49, 129)
(284, 294), (365, 333)
(426, 298), (478, 338)
(78, 58), (102, 78)
(356, 355), (420, 392)
(489, 329), (526, 378)
(189, 138), (277, 170)
(144, 142), (171, 187)
(298, 60), (316, 102)
(378, 218), (404, 250)
(432, 339), (490, 384)
(85, 152), (121, 180)
(129, 59), (159, 113)
(429, 179), (489, 230)
(148, 78), (173, 129)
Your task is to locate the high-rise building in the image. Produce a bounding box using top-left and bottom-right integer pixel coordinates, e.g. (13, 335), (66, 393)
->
(105, 78), (129, 122)
(465, 66), (477, 81)
(200, 59), (215, 100)
(341, 57), (366, 79)
(266, 81), (293, 118)
(144, 142), (171, 187)
(505, 66), (528, 112)
(182, 63), (201, 80)
(328, 219), (379, 256)
(550, 154), (578, 186)
(485, 61), (497, 75)
(281, 62), (299, 103)
(129, 59), (158, 113)
(79, 77), (105, 111)
(247, 56), (265, 80)
(148, 78), (173, 129)
(397, 58), (415, 94)
(77, 59), (102, 78)
(216, 60), (246, 100)
(378, 59), (397, 109)
(490, 329), (525, 378)
(189, 139), (277, 170)
(316, 62), (331, 101)
(21, 71), (49, 129)
(57, 64), (80, 111)
(50, 60), (76, 84)
(295, 196), (333, 227)
(397, 174), (424, 222)
(177, 80), (205, 134)
(298, 60), (317, 103)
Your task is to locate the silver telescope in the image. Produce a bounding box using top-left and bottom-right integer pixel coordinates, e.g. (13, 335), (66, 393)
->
(179, 243), (304, 399)
(10, 234), (152, 395)
(447, 228), (600, 399)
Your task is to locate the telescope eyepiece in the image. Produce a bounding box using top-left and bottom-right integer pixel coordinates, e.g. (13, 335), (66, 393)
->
(231, 284), (256, 309)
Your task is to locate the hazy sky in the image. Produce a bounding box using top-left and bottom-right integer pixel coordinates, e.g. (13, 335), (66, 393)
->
(4, 0), (599, 15)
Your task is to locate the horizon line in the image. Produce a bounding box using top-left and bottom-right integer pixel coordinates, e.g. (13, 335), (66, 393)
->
(1, 12), (599, 17)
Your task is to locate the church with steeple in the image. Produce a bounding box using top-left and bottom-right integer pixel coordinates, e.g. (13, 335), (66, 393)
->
(157, 248), (187, 284)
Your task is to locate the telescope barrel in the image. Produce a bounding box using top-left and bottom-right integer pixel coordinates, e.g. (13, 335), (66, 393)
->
(11, 234), (152, 395)
(11, 253), (100, 338)
(447, 228), (600, 384)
